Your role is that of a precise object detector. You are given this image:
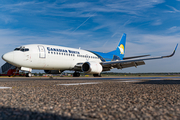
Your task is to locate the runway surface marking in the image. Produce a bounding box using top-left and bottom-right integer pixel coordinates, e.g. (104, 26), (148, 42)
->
(57, 82), (101, 86)
(118, 80), (142, 83)
(0, 87), (12, 89)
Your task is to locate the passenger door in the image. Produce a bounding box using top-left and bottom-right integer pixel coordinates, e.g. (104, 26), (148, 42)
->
(38, 46), (46, 58)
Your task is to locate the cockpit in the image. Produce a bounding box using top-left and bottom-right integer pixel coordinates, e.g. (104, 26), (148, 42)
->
(14, 46), (29, 52)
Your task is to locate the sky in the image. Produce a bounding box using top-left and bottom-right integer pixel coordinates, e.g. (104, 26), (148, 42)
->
(0, 0), (179, 73)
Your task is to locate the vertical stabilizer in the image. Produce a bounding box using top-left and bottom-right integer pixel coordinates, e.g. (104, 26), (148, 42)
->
(108, 33), (126, 60)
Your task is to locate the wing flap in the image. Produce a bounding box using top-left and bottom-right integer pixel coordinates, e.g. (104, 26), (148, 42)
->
(111, 61), (145, 69)
(121, 61), (145, 68)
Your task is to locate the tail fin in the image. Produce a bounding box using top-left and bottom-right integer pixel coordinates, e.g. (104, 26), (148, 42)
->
(108, 33), (126, 60)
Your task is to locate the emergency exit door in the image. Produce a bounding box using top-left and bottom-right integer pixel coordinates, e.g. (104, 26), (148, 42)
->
(38, 46), (46, 58)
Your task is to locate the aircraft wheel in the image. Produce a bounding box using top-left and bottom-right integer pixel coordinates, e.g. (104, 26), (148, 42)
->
(77, 73), (80, 77)
(93, 74), (101, 77)
(73, 72), (80, 77)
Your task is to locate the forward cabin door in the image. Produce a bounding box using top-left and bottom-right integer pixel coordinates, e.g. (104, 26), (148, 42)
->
(38, 46), (46, 58)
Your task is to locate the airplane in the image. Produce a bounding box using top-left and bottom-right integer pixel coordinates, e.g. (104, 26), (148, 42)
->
(1, 33), (178, 77)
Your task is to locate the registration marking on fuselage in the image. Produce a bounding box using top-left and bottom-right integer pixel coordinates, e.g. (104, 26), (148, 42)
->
(57, 82), (101, 86)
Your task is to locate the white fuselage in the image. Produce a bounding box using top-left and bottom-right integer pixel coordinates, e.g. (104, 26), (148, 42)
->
(2, 44), (101, 71)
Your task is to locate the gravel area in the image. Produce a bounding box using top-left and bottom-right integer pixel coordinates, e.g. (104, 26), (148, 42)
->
(0, 78), (180, 120)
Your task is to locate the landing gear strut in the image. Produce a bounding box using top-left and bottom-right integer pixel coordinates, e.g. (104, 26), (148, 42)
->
(73, 72), (80, 77)
(26, 72), (32, 77)
(93, 74), (101, 77)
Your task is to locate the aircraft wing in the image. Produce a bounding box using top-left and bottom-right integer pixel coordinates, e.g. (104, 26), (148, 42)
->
(123, 54), (150, 60)
(101, 44), (178, 69)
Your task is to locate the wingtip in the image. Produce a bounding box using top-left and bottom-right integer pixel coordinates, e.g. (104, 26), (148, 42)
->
(175, 43), (178, 51)
(162, 44), (178, 58)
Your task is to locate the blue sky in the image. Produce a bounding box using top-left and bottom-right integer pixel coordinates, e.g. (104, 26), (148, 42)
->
(0, 0), (179, 73)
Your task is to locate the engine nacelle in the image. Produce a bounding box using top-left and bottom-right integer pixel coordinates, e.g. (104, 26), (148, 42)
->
(44, 70), (61, 74)
(82, 62), (103, 74)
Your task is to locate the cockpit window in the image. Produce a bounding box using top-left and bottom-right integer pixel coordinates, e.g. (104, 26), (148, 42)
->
(20, 48), (29, 52)
(14, 48), (20, 51)
(14, 47), (29, 52)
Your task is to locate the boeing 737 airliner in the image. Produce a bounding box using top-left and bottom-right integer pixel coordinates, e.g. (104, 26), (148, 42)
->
(1, 33), (178, 77)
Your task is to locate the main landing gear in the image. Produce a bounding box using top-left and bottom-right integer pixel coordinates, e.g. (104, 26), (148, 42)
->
(73, 72), (101, 77)
(26, 72), (32, 77)
(93, 74), (101, 77)
(73, 72), (80, 77)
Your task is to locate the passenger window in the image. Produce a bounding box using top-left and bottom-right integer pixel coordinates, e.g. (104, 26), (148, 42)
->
(24, 48), (29, 51)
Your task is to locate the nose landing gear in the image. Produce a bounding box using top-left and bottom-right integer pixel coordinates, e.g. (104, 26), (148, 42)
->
(26, 72), (32, 77)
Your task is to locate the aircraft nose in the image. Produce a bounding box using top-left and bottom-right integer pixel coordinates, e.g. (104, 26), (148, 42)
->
(2, 52), (14, 62)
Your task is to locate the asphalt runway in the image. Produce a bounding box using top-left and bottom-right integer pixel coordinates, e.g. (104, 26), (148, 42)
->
(0, 76), (180, 81)
(0, 76), (180, 119)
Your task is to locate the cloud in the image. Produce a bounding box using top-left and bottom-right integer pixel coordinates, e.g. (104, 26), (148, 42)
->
(72, 15), (94, 33)
(151, 19), (162, 26)
(0, 0), (165, 17)
(0, 14), (17, 24)
(166, 5), (180, 13)
(167, 26), (180, 33)
(51, 30), (89, 36)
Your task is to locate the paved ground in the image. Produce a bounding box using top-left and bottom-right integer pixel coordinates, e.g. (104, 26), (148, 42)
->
(0, 77), (180, 120)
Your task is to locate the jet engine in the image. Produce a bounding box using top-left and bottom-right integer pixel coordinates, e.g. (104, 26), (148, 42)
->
(44, 70), (61, 74)
(82, 62), (103, 74)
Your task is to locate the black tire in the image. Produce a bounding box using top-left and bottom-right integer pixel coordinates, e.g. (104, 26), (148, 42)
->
(73, 72), (80, 77)
(93, 74), (101, 77)
(26, 73), (29, 77)
(77, 73), (80, 77)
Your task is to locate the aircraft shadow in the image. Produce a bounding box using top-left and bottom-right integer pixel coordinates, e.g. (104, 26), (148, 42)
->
(0, 106), (83, 120)
(135, 80), (180, 84)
